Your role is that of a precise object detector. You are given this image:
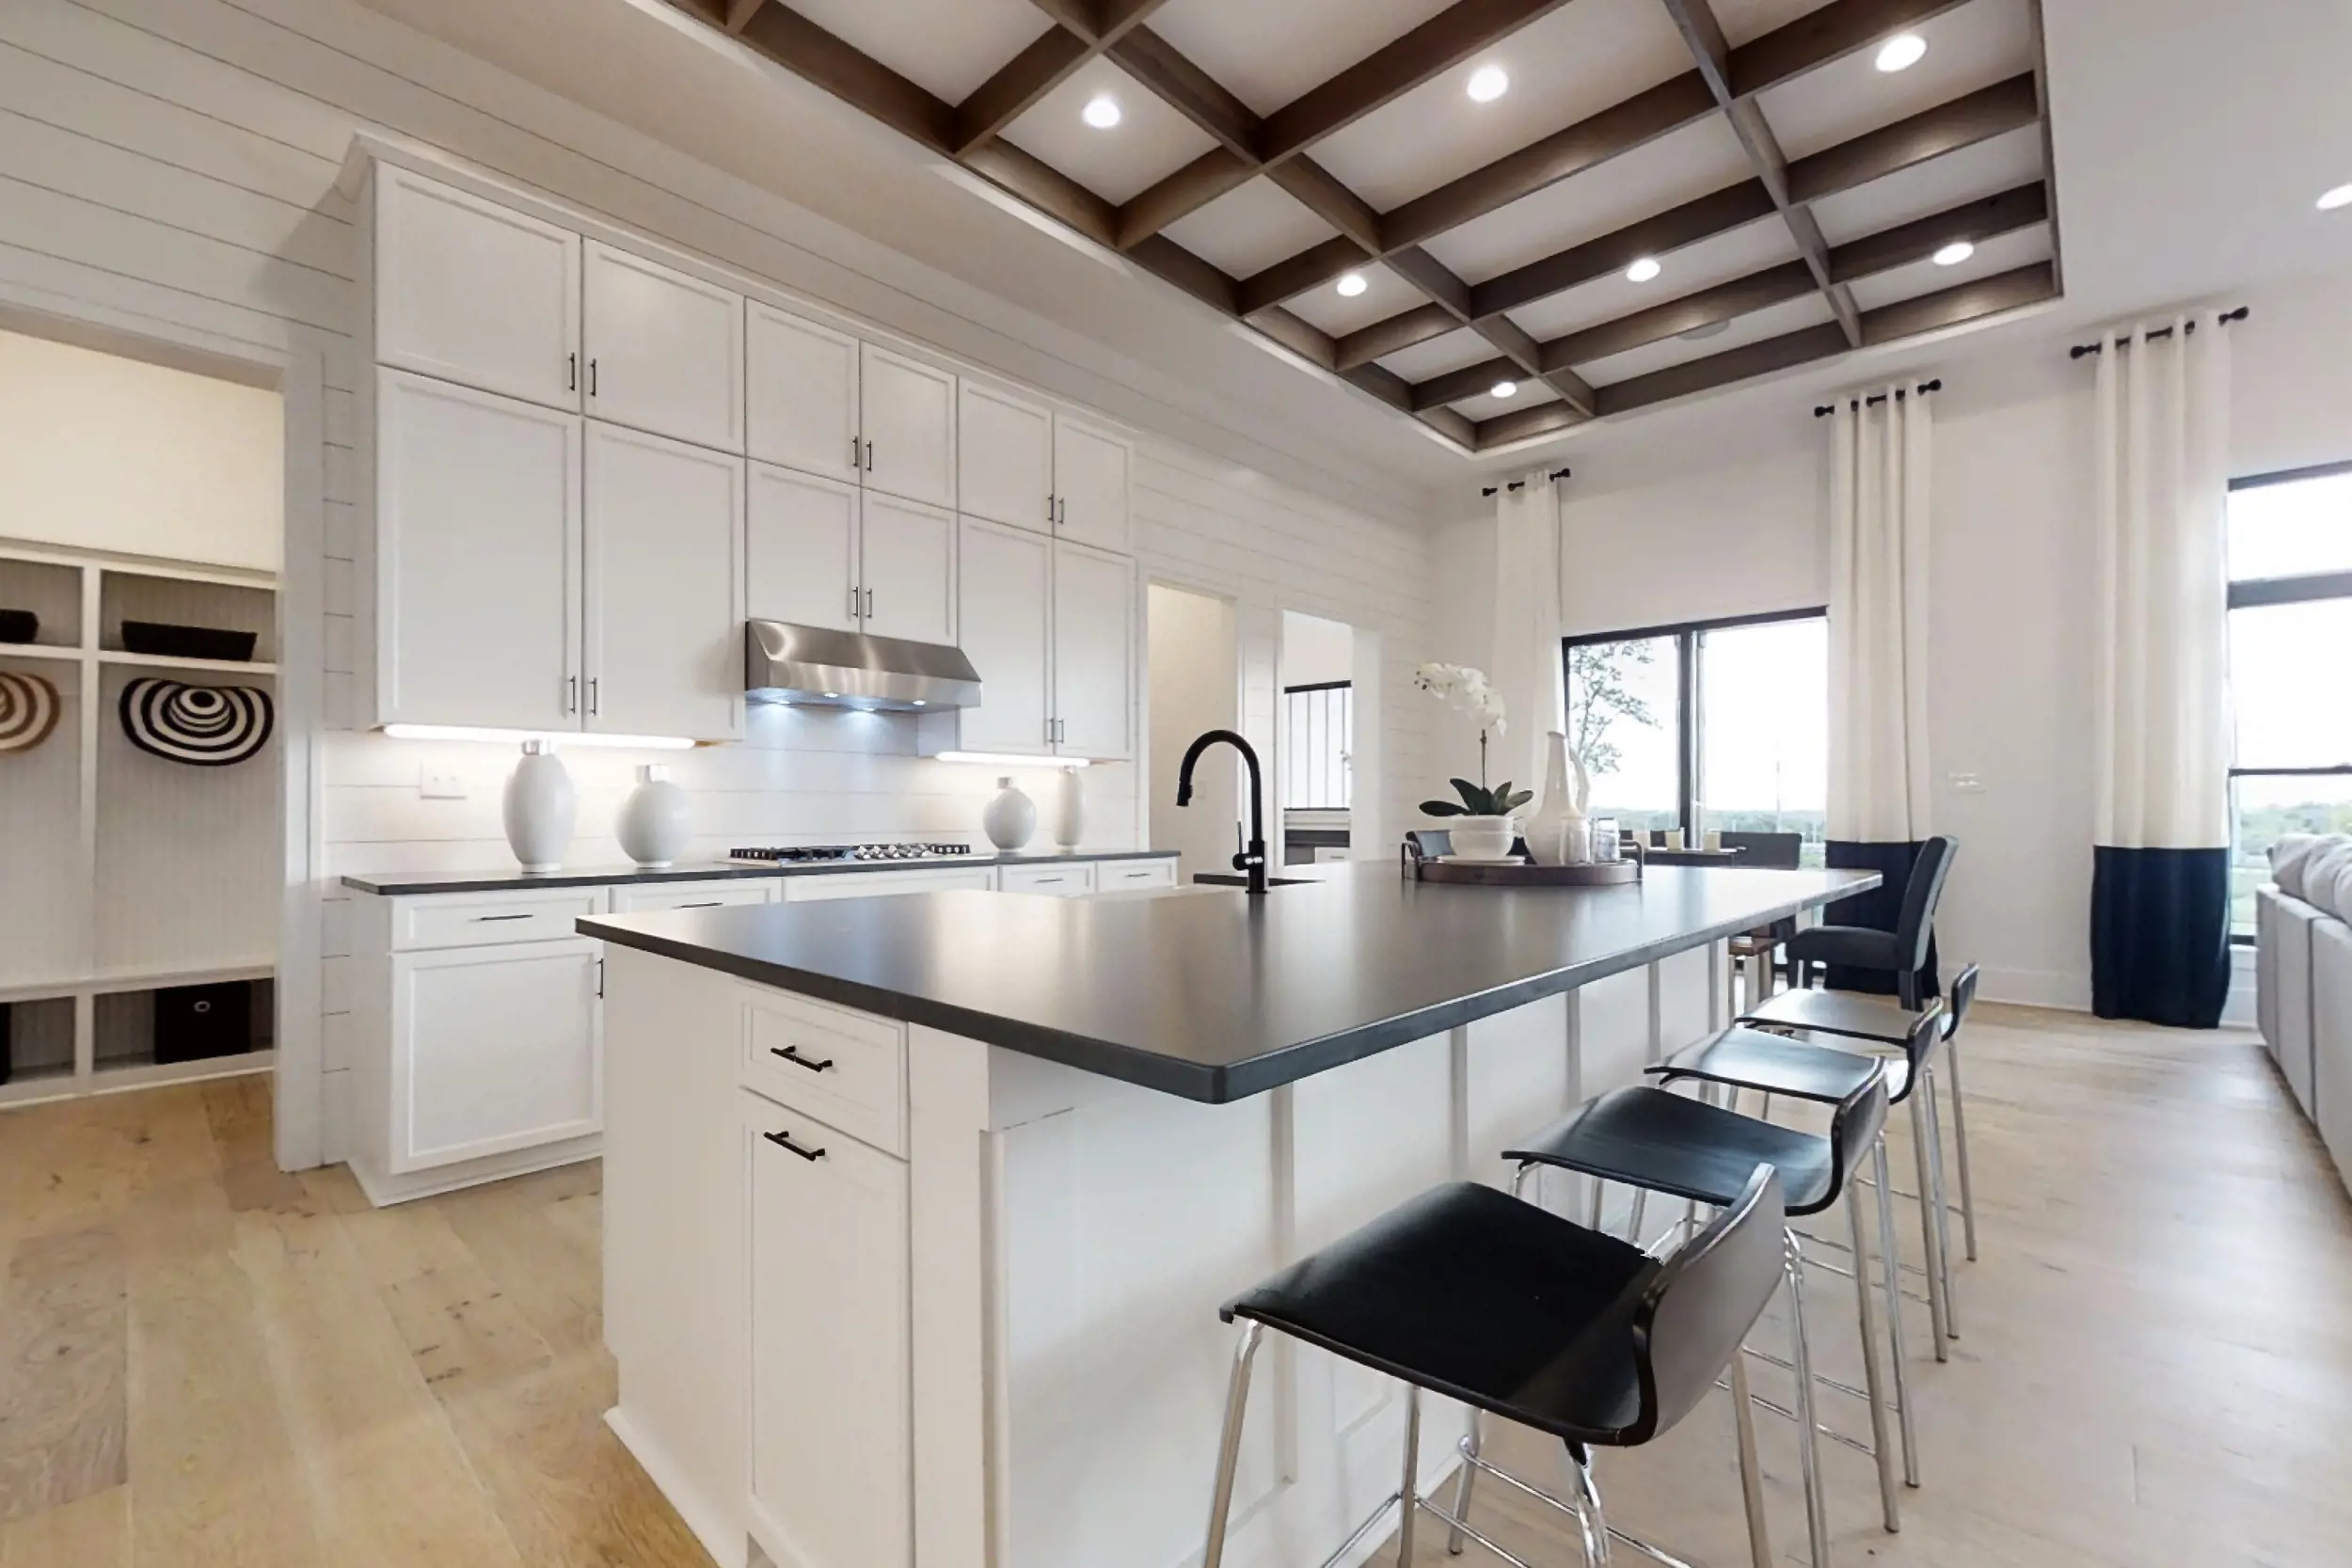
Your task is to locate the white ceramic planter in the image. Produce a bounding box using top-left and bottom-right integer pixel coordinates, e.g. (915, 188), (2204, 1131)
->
(983, 778), (1037, 851)
(1053, 766), (1085, 851)
(1448, 815), (1517, 861)
(502, 741), (577, 874)
(617, 763), (693, 868)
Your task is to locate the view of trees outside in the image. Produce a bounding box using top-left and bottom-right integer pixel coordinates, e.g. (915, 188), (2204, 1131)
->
(2226, 468), (2352, 934)
(1568, 635), (1679, 835)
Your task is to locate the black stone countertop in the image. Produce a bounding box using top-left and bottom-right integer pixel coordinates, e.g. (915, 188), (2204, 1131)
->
(580, 862), (1880, 1103)
(341, 848), (1176, 897)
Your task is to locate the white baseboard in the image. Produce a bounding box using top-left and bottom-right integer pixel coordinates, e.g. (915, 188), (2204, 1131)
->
(610, 1406), (748, 1568)
(343, 1134), (600, 1207)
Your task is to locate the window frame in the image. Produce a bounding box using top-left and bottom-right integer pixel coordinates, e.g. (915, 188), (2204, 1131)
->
(1563, 605), (1827, 841)
(2225, 461), (2352, 942)
(1279, 679), (1354, 811)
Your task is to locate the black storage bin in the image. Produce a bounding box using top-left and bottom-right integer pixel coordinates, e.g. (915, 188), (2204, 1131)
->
(0, 1002), (11, 1085)
(120, 620), (259, 662)
(0, 609), (36, 644)
(154, 981), (251, 1064)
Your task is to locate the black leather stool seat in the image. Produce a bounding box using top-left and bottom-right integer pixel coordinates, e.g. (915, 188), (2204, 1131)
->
(1221, 1181), (1658, 1444)
(1505, 1086), (1840, 1215)
(1651, 1025), (1914, 1105)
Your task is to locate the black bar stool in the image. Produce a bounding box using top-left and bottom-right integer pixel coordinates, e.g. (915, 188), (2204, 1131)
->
(1786, 835), (1957, 1007)
(1497, 1069), (1899, 1568)
(1200, 1169), (1788, 1568)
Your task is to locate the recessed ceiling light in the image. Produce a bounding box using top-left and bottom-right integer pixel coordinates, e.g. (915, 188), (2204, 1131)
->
(1082, 93), (1121, 129)
(1490, 380), (1519, 400)
(1932, 240), (1976, 266)
(1467, 65), (1509, 103)
(1875, 33), (1927, 72)
(1336, 272), (1369, 297)
(1626, 256), (1662, 283)
(2319, 182), (2352, 211)
(1678, 319), (1731, 342)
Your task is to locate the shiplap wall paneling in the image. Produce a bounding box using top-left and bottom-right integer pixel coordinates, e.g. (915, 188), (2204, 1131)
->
(0, 653), (85, 987)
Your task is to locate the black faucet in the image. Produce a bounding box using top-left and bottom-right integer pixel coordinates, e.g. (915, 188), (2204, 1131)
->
(1175, 729), (1269, 896)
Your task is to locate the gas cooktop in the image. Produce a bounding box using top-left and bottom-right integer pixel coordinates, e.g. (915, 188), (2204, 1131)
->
(727, 843), (977, 864)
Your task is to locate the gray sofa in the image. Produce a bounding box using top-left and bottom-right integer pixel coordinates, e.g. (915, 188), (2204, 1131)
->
(2256, 834), (2352, 1194)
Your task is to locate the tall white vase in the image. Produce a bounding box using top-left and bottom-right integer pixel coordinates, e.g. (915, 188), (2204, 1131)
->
(502, 740), (577, 874)
(617, 763), (692, 868)
(1522, 730), (1592, 866)
(1053, 766), (1085, 851)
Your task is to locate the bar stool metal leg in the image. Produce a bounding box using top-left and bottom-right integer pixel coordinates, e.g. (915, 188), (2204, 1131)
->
(1871, 1139), (1920, 1486)
(1945, 1037), (1980, 1260)
(1565, 1446), (1612, 1566)
(1844, 1170), (1901, 1532)
(1727, 1346), (1773, 1568)
(1907, 1088), (1953, 1359)
(1397, 1384), (1423, 1563)
(1447, 1410), (1485, 1556)
(1922, 1063), (1960, 1337)
(1201, 1322), (1264, 1568)
(1781, 1234), (1833, 1568)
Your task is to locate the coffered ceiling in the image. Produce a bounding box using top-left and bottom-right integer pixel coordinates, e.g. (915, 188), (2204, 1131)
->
(657, 0), (2058, 452)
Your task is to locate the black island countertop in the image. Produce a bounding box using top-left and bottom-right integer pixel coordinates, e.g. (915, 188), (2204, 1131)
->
(580, 861), (1878, 1102)
(340, 847), (1176, 897)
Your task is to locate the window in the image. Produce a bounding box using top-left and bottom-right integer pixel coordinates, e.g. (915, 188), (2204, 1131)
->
(2227, 463), (2352, 936)
(1282, 681), (1352, 809)
(1566, 610), (1828, 866)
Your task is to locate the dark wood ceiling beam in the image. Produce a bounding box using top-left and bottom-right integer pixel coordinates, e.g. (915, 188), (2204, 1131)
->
(1384, 246), (1473, 319)
(1114, 150), (1254, 248)
(1261, 0), (1574, 161)
(1827, 181), (2048, 284)
(1473, 402), (1588, 449)
(1594, 321), (1851, 416)
(1418, 405), (1481, 448)
(1410, 356), (1523, 411)
(1108, 26), (1262, 157)
(732, 3), (955, 148)
(1125, 232), (1243, 313)
(723, 0), (766, 34)
(1343, 362), (1413, 412)
(1237, 235), (1373, 316)
(1727, 0), (1974, 99)
(954, 28), (1092, 151)
(1788, 73), (2041, 205)
(1539, 260), (1817, 371)
(1470, 182), (1775, 320)
(1250, 306), (1338, 369)
(1334, 304), (1461, 371)
(1860, 260), (2056, 345)
(1265, 159), (1383, 253)
(1387, 245), (1594, 412)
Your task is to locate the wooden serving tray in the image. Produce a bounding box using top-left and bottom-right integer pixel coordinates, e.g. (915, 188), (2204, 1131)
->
(1412, 859), (1641, 887)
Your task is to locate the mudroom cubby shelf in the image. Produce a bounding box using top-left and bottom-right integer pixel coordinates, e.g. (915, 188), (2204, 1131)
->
(0, 541), (278, 1107)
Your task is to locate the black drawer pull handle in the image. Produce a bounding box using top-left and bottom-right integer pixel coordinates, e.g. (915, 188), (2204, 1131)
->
(771, 1045), (835, 1072)
(677, 901), (723, 909)
(763, 1130), (826, 1161)
(473, 912), (535, 922)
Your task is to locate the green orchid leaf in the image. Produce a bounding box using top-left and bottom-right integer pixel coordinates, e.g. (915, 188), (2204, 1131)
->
(1420, 800), (1467, 817)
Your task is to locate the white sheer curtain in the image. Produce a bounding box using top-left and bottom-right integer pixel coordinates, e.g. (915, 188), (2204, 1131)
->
(1490, 472), (1565, 797)
(2093, 316), (2232, 851)
(1827, 387), (1933, 843)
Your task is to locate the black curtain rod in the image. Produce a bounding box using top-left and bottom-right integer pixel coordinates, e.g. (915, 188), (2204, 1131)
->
(2070, 306), (2249, 359)
(1813, 378), (1943, 419)
(1480, 467), (1571, 498)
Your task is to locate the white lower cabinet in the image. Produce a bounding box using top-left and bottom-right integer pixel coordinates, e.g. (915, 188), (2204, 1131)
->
(999, 862), (1095, 896)
(608, 881), (774, 914)
(1097, 859), (1179, 891)
(786, 867), (995, 901)
(741, 1093), (911, 1568)
(388, 938), (602, 1173)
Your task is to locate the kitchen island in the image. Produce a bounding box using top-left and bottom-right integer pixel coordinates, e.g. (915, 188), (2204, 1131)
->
(580, 861), (1877, 1568)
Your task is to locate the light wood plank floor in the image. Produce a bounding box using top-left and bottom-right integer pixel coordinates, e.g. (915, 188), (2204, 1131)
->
(0, 1006), (2344, 1567)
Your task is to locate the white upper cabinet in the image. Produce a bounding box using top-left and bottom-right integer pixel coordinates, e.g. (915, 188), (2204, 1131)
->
(955, 518), (1053, 755)
(747, 304), (861, 484)
(1052, 414), (1134, 553)
(373, 166), (581, 410)
(584, 422), (745, 742)
(859, 345), (956, 510)
(376, 369), (580, 731)
(1052, 540), (1136, 761)
(858, 495), (956, 647)
(747, 464), (860, 634)
(958, 382), (1054, 531)
(582, 241), (744, 452)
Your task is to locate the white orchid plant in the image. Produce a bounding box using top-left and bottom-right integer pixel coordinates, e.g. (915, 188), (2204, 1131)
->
(1413, 662), (1531, 819)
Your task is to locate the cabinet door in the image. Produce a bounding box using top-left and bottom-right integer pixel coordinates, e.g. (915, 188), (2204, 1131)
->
(389, 940), (602, 1172)
(376, 369), (581, 730)
(953, 517), (1053, 755)
(858, 494), (956, 646)
(584, 422), (745, 742)
(582, 240), (745, 451)
(746, 304), (860, 483)
(743, 1099), (911, 1568)
(373, 166), (580, 409)
(1052, 414), (1133, 553)
(859, 345), (956, 509)
(957, 381), (1053, 531)
(784, 867), (994, 901)
(747, 463), (860, 633)
(1052, 539), (1136, 761)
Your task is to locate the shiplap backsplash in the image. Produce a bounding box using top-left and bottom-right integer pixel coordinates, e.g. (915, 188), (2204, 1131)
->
(0, 0), (1436, 1167)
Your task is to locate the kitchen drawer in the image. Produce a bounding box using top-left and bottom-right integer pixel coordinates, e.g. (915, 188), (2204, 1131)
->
(1095, 859), (1177, 891)
(739, 987), (906, 1158)
(999, 862), (1095, 896)
(391, 888), (607, 950)
(785, 866), (994, 901)
(607, 880), (775, 914)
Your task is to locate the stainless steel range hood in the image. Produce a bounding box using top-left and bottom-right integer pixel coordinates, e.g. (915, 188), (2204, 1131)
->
(744, 621), (981, 711)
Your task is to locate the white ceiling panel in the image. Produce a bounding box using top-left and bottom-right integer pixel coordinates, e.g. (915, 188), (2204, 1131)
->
(1281, 261), (1422, 336)
(1377, 327), (1499, 384)
(1581, 292), (1836, 386)
(1756, 0), (2039, 161)
(1451, 381), (1562, 422)
(1162, 178), (1338, 278)
(782, 0), (1052, 105)
(1146, 0), (1455, 116)
(1811, 123), (2045, 245)
(1418, 114), (1756, 283)
(1712, 0), (1835, 49)
(1000, 58), (1220, 206)
(1850, 221), (2053, 311)
(1504, 215), (1799, 341)
(1310, 0), (1696, 212)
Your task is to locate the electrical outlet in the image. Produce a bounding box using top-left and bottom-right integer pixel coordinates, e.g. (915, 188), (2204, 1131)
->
(1949, 771), (1985, 793)
(421, 772), (467, 800)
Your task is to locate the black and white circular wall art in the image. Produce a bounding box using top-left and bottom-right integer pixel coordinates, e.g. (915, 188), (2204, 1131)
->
(119, 677), (274, 767)
(0, 670), (61, 754)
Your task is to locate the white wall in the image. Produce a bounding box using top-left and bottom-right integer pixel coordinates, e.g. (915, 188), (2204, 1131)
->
(0, 0), (1433, 1163)
(1149, 585), (1239, 880)
(0, 327), (283, 570)
(1280, 610), (1356, 688)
